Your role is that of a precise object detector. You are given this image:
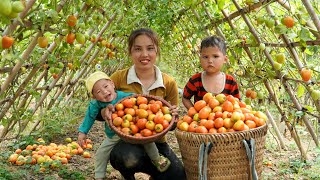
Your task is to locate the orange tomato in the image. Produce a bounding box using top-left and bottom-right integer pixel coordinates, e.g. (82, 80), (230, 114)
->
(222, 100), (233, 112)
(204, 119), (215, 130)
(300, 68), (312, 82)
(198, 106), (212, 119)
(162, 120), (169, 129)
(136, 96), (148, 105)
(217, 127), (227, 133)
(245, 120), (256, 129)
(209, 128), (218, 133)
(136, 118), (147, 129)
(155, 124), (164, 133)
(37, 36), (48, 48)
(187, 123), (198, 132)
(233, 120), (245, 131)
(149, 103), (160, 113)
(66, 33), (75, 44)
(67, 15), (77, 27)
(2, 36), (14, 49)
(214, 118), (224, 129)
(194, 100), (207, 112)
(203, 92), (214, 103)
(208, 98), (220, 109)
(123, 99), (135, 108)
(141, 129), (153, 137)
(145, 120), (155, 131)
(195, 125), (208, 133)
(282, 16), (294, 28)
(130, 124), (139, 134)
(188, 107), (197, 117)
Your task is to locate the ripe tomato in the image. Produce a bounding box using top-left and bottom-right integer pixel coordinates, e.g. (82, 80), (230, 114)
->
(112, 117), (123, 127)
(149, 103), (160, 113)
(198, 106), (211, 119)
(195, 125), (208, 133)
(233, 120), (245, 131)
(208, 98), (220, 109)
(214, 118), (224, 129)
(136, 118), (147, 129)
(250, 91), (257, 99)
(122, 98), (135, 108)
(162, 120), (169, 129)
(187, 123), (198, 132)
(66, 33), (75, 44)
(136, 96), (148, 105)
(204, 120), (215, 130)
(2, 36), (14, 49)
(217, 127), (227, 133)
(282, 16), (294, 28)
(141, 129), (153, 137)
(129, 124), (139, 134)
(245, 89), (252, 98)
(209, 128), (218, 133)
(121, 127), (131, 135)
(194, 100), (207, 112)
(145, 120), (155, 131)
(67, 15), (77, 27)
(203, 93), (214, 103)
(187, 107), (197, 117)
(300, 68), (312, 82)
(182, 115), (192, 124)
(37, 36), (48, 48)
(154, 112), (164, 124)
(155, 124), (164, 133)
(245, 120), (256, 129)
(222, 100), (233, 112)
(124, 108), (135, 116)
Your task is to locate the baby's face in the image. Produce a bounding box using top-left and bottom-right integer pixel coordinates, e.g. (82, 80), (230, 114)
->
(92, 79), (116, 102)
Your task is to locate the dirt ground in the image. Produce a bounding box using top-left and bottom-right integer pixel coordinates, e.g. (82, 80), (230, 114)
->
(1, 116), (319, 180)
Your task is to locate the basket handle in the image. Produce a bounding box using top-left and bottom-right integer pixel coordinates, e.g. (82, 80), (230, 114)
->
(242, 139), (258, 180)
(198, 142), (213, 180)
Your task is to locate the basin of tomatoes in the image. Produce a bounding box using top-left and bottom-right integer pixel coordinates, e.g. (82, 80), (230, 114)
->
(109, 94), (175, 144)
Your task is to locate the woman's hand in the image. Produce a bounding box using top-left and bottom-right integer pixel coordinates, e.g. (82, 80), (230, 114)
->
(170, 105), (179, 118)
(77, 132), (87, 147)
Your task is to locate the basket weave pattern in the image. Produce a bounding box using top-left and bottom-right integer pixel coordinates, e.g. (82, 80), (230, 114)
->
(109, 94), (176, 144)
(175, 124), (268, 180)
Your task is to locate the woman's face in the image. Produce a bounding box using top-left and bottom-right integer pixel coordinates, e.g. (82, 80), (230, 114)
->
(130, 35), (157, 70)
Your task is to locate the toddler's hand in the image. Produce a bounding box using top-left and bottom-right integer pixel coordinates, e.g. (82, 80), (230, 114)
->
(77, 132), (87, 147)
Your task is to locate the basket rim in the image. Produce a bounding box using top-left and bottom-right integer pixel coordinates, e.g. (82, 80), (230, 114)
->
(175, 122), (268, 137)
(109, 94), (176, 144)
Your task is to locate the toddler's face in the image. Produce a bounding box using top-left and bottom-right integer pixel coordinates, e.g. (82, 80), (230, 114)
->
(200, 46), (227, 74)
(92, 79), (116, 102)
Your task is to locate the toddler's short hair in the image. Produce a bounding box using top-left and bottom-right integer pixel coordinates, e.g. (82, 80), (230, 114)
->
(200, 36), (226, 55)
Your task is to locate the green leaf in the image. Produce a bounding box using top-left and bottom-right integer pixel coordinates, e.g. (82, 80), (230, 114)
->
(217, 0), (225, 10)
(304, 105), (315, 113)
(296, 85), (305, 98)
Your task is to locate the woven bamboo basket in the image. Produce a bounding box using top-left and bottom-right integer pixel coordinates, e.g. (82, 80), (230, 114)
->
(109, 94), (176, 144)
(175, 123), (268, 180)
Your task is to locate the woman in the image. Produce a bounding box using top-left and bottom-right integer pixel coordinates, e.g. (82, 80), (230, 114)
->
(97, 28), (186, 180)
